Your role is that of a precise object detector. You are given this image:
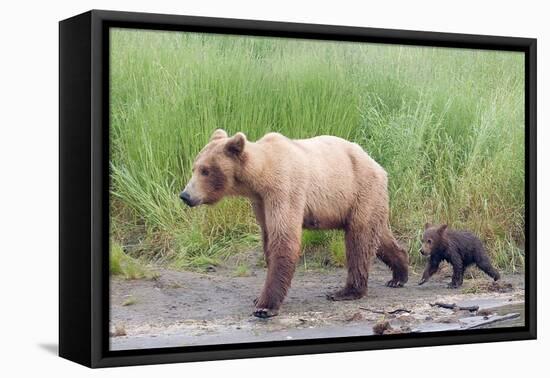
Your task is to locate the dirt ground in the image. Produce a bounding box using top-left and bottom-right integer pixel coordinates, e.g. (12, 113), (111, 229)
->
(110, 253), (525, 350)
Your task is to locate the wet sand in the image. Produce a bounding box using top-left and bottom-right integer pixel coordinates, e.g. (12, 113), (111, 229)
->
(110, 257), (524, 351)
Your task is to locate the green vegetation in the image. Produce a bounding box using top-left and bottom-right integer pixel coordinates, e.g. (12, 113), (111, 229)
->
(110, 29), (525, 272)
(302, 230), (332, 249)
(329, 237), (346, 268)
(122, 296), (137, 306)
(300, 231), (346, 269)
(110, 241), (158, 280)
(233, 264), (251, 277)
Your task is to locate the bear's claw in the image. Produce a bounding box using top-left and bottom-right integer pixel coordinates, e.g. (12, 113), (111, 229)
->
(385, 279), (404, 288)
(326, 289), (365, 301)
(253, 308), (278, 318)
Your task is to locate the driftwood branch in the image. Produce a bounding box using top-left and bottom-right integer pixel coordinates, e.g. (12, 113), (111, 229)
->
(359, 307), (412, 315)
(359, 307), (385, 314)
(430, 302), (479, 312)
(388, 308), (412, 314)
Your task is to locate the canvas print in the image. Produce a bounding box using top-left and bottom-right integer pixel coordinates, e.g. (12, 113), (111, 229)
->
(108, 28), (525, 350)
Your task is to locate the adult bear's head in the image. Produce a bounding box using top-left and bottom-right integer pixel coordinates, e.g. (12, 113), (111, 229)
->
(180, 129), (248, 207)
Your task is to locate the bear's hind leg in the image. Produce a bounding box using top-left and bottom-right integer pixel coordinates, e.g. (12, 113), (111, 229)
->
(327, 223), (375, 301)
(476, 256), (501, 281)
(376, 229), (409, 287)
(252, 200), (269, 261)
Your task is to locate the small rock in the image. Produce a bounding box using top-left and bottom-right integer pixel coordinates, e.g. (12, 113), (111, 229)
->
(112, 325), (126, 337)
(373, 320), (392, 335)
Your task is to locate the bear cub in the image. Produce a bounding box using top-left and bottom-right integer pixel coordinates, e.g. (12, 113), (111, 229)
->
(419, 223), (500, 288)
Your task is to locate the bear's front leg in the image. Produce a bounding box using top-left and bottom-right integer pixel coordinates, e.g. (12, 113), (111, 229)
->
(254, 239), (300, 318)
(253, 203), (302, 318)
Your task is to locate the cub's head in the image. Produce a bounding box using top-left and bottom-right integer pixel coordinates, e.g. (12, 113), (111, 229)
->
(420, 223), (448, 256)
(180, 129), (247, 207)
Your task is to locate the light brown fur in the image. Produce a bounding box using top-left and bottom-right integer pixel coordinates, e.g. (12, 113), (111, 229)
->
(181, 130), (408, 318)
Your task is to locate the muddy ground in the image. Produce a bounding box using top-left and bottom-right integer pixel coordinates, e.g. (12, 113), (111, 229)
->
(110, 253), (524, 350)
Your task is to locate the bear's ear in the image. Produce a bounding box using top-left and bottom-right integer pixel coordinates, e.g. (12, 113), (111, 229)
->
(438, 224), (448, 234)
(225, 132), (247, 157)
(424, 222), (431, 230)
(210, 129), (228, 141)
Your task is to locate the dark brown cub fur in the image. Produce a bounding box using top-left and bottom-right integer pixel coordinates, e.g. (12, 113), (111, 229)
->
(419, 223), (500, 288)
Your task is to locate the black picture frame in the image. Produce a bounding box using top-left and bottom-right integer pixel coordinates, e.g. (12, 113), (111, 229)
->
(59, 9), (537, 368)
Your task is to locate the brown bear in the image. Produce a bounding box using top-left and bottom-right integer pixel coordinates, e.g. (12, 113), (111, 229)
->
(419, 223), (501, 288)
(180, 129), (409, 318)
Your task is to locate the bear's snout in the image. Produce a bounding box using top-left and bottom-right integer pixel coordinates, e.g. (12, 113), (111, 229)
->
(180, 191), (199, 207)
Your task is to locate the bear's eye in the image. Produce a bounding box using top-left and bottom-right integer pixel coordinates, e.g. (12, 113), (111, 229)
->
(427, 239), (432, 244)
(200, 167), (209, 177)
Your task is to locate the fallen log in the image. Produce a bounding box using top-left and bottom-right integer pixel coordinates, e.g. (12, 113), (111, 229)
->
(464, 313), (520, 329)
(430, 302), (479, 312)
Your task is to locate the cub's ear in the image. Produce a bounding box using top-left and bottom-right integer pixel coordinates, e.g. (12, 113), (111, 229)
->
(438, 224), (448, 234)
(424, 222), (431, 230)
(225, 132), (247, 157)
(210, 129), (228, 141)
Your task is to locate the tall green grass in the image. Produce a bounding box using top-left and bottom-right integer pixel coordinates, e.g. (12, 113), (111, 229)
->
(110, 29), (525, 272)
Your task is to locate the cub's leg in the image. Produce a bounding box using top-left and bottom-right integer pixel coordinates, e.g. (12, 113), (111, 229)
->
(418, 257), (440, 285)
(476, 255), (501, 281)
(376, 228), (409, 287)
(448, 257), (464, 288)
